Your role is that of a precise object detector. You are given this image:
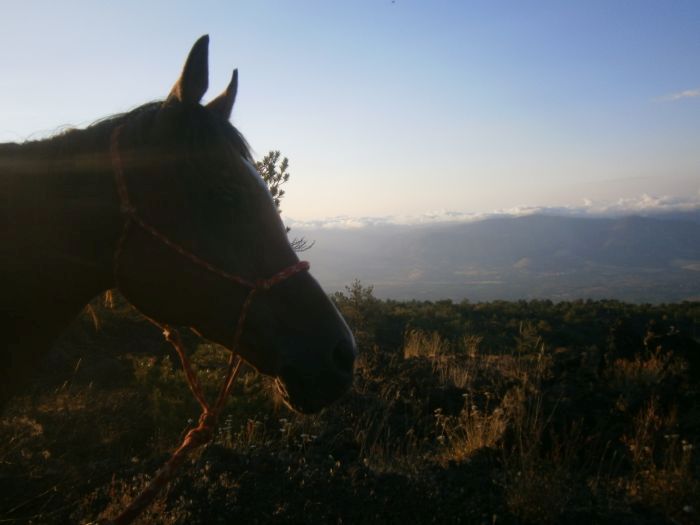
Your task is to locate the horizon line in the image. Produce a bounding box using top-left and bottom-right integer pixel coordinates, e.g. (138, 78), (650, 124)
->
(284, 198), (700, 230)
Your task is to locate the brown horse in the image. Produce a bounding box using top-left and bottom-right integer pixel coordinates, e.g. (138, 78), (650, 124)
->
(0, 36), (356, 414)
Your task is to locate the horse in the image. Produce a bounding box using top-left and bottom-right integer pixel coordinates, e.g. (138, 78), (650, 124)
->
(0, 35), (356, 414)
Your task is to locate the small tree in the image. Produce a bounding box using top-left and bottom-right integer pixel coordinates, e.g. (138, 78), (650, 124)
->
(255, 150), (289, 213)
(332, 279), (380, 348)
(255, 151), (313, 252)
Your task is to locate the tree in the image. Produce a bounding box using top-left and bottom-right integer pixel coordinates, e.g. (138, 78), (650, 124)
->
(255, 151), (313, 252)
(255, 150), (289, 213)
(332, 279), (381, 348)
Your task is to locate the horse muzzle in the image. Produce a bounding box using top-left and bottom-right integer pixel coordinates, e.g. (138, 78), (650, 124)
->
(275, 332), (356, 413)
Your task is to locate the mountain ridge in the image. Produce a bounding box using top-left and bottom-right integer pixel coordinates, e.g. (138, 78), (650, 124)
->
(295, 212), (700, 303)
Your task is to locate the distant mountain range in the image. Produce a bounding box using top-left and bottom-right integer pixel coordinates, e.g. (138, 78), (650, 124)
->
(294, 211), (700, 303)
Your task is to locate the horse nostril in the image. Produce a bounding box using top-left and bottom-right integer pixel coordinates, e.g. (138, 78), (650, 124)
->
(332, 337), (356, 374)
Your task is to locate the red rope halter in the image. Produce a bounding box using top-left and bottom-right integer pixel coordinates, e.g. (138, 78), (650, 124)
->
(98, 124), (309, 525)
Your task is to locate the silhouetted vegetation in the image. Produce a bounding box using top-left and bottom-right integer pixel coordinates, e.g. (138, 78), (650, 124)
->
(255, 150), (312, 252)
(1, 287), (699, 524)
(255, 150), (290, 214)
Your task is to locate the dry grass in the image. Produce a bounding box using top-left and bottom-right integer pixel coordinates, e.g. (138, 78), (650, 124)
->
(608, 350), (686, 391)
(619, 398), (699, 521)
(500, 386), (584, 524)
(403, 329), (449, 359)
(2, 296), (699, 524)
(449, 332), (583, 524)
(435, 402), (507, 461)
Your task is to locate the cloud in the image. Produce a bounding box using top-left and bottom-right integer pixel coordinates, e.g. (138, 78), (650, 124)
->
(285, 215), (395, 230)
(575, 193), (700, 217)
(285, 192), (700, 230)
(660, 89), (700, 101)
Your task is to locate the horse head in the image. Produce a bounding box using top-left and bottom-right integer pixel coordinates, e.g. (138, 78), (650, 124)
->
(112, 36), (356, 413)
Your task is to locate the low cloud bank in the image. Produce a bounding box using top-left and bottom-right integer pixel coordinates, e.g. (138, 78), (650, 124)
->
(285, 192), (700, 230)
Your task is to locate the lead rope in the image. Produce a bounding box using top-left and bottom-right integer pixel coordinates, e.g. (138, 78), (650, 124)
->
(95, 125), (309, 525)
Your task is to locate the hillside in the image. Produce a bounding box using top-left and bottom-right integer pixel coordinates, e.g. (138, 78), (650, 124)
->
(0, 292), (698, 524)
(295, 213), (700, 302)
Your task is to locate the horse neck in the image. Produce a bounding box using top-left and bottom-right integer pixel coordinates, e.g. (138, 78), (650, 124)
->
(1, 131), (122, 342)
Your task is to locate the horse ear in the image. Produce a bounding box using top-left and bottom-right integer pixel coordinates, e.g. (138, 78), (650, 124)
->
(167, 35), (209, 104)
(206, 69), (238, 120)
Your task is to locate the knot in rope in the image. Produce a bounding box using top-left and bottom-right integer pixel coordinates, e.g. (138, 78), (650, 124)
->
(255, 279), (273, 291)
(198, 410), (218, 430)
(119, 204), (137, 216)
(182, 412), (218, 448)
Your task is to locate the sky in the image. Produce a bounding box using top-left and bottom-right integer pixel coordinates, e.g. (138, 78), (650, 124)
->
(1, 1), (699, 224)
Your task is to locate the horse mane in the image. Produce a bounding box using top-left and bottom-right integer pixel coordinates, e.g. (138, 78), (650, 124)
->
(0, 100), (252, 164)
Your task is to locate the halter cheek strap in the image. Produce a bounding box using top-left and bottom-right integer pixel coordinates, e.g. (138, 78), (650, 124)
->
(102, 124), (310, 525)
